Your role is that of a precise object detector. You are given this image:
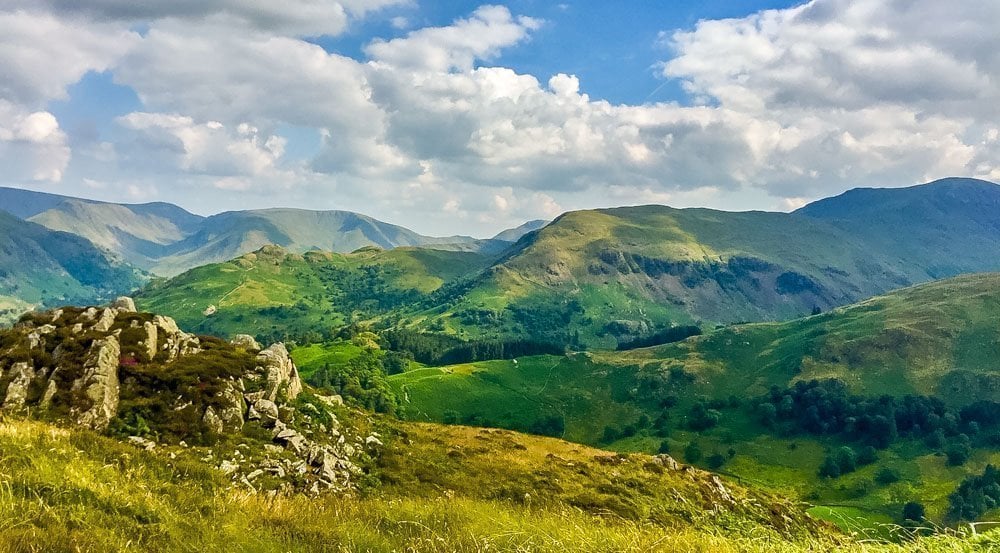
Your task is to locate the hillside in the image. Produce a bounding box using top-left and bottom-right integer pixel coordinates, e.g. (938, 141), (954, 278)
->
(388, 274), (1000, 527)
(797, 178), (1000, 278)
(0, 212), (144, 324)
(0, 300), (856, 552)
(407, 178), (1000, 347)
(136, 245), (493, 342)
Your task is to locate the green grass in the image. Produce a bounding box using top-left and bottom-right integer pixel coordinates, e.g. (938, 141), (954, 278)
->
(6, 416), (1000, 552)
(389, 274), (1000, 530)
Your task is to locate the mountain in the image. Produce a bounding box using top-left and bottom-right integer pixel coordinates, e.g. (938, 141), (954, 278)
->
(148, 208), (478, 276)
(0, 211), (144, 323)
(492, 218), (549, 242)
(389, 273), (1000, 528)
(0, 187), (488, 277)
(796, 177), (1000, 278)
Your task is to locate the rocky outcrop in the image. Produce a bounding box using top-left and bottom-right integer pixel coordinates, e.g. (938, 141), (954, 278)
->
(255, 343), (303, 402)
(232, 334), (261, 351)
(73, 335), (121, 430)
(111, 297), (137, 313)
(2, 362), (35, 410)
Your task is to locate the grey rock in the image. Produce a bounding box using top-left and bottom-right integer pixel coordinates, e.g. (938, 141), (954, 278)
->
(365, 435), (383, 448)
(256, 343), (302, 402)
(253, 398), (279, 427)
(111, 297), (137, 313)
(2, 362), (35, 410)
(142, 321), (158, 361)
(39, 377), (59, 410)
(231, 334), (261, 351)
(127, 436), (156, 451)
(73, 335), (121, 430)
(203, 406), (224, 434)
(92, 308), (116, 332)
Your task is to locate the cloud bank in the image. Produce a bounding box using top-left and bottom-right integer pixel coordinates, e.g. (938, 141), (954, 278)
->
(1, 0), (998, 235)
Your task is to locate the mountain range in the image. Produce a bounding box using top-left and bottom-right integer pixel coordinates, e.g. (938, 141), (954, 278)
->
(0, 187), (541, 278)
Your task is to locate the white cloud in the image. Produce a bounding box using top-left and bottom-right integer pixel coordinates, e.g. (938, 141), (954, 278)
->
(0, 101), (69, 182)
(13, 0), (409, 37)
(365, 5), (540, 72)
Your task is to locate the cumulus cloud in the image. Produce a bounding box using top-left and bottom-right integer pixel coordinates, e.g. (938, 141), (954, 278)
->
(365, 5), (540, 72)
(10, 0), (409, 37)
(5, 0), (1000, 235)
(662, 0), (1000, 197)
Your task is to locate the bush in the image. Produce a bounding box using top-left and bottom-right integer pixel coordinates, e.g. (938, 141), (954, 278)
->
(706, 453), (726, 470)
(903, 501), (926, 522)
(684, 441), (702, 463)
(875, 467), (901, 485)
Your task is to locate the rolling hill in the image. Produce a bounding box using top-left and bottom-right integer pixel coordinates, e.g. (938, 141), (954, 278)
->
(136, 244), (493, 342)
(387, 273), (1000, 527)
(0, 211), (144, 323)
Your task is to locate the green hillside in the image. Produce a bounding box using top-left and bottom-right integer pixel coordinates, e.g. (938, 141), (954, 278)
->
(389, 274), (1000, 528)
(419, 180), (1000, 348)
(0, 211), (144, 323)
(137, 245), (492, 342)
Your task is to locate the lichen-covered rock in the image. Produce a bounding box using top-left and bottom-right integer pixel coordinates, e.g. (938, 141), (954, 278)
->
(203, 406), (224, 434)
(231, 334), (261, 351)
(252, 398), (280, 427)
(256, 343), (302, 402)
(111, 297), (137, 313)
(216, 379), (245, 432)
(92, 308), (117, 332)
(2, 362), (35, 410)
(73, 335), (121, 430)
(142, 321), (158, 361)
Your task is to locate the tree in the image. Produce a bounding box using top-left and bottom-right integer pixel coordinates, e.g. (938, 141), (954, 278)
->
(707, 453), (726, 470)
(657, 440), (671, 454)
(902, 501), (926, 522)
(684, 441), (703, 463)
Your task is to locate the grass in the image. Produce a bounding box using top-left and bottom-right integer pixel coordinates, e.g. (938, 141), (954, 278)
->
(388, 274), (1000, 530)
(4, 417), (1000, 552)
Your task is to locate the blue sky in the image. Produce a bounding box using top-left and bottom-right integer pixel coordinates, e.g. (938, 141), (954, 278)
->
(2, 1), (998, 236)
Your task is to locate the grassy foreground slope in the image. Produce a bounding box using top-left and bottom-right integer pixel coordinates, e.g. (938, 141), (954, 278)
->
(390, 274), (1000, 526)
(0, 416), (855, 553)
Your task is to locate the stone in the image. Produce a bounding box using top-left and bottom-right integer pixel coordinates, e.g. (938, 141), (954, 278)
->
(652, 454), (680, 470)
(39, 377), (59, 410)
(2, 362), (35, 410)
(247, 469), (264, 481)
(315, 394), (344, 408)
(142, 321), (158, 361)
(153, 315), (180, 335)
(203, 305), (217, 316)
(92, 308), (116, 332)
(256, 343), (302, 402)
(111, 297), (137, 313)
(203, 406), (224, 434)
(219, 460), (240, 475)
(71, 323), (84, 334)
(37, 324), (56, 335)
(127, 436), (156, 451)
(81, 307), (98, 321)
(50, 309), (63, 322)
(253, 398), (279, 427)
(216, 380), (245, 432)
(231, 334), (261, 351)
(365, 436), (383, 448)
(73, 335), (121, 430)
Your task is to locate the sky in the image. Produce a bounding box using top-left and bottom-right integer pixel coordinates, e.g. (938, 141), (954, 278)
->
(2, 0), (999, 237)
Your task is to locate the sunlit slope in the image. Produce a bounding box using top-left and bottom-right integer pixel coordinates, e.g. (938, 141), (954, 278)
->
(137, 245), (491, 340)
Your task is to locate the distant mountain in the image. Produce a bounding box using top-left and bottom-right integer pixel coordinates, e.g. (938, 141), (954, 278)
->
(491, 219), (548, 242)
(796, 177), (1000, 277)
(0, 188), (488, 277)
(0, 211), (144, 323)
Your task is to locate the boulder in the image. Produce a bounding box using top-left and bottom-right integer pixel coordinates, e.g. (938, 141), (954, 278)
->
(72, 335), (121, 430)
(216, 380), (245, 431)
(111, 297), (137, 313)
(1, 362), (35, 410)
(92, 308), (116, 332)
(231, 334), (261, 351)
(256, 343), (302, 402)
(203, 406), (224, 434)
(142, 321), (158, 361)
(252, 398), (280, 427)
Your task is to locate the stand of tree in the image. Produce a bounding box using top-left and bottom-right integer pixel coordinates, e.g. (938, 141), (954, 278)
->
(755, 379), (1000, 454)
(616, 325), (702, 350)
(380, 329), (564, 365)
(948, 465), (1000, 521)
